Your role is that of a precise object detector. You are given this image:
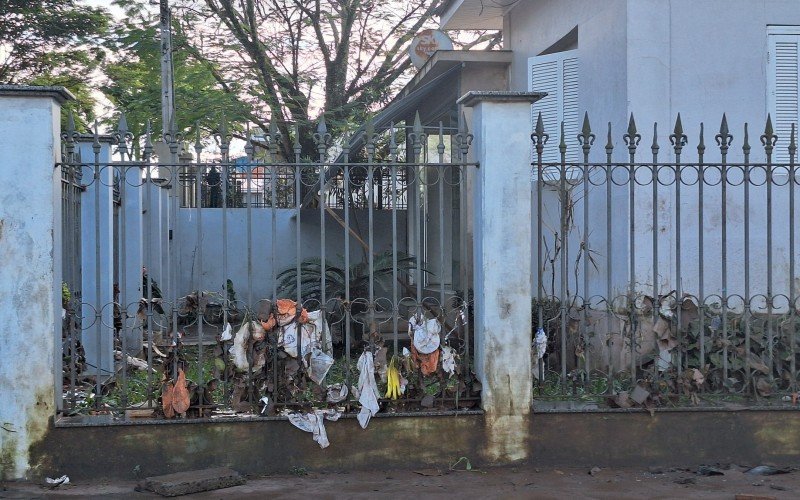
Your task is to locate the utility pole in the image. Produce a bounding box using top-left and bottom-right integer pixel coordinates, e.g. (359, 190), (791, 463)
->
(159, 0), (175, 136)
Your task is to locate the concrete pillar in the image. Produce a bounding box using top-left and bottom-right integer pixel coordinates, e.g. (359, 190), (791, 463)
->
(458, 91), (543, 462)
(77, 137), (115, 378)
(0, 85), (71, 479)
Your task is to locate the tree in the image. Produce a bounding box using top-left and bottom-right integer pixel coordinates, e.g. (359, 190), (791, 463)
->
(130, 0), (497, 157)
(102, 10), (250, 141)
(0, 0), (110, 125)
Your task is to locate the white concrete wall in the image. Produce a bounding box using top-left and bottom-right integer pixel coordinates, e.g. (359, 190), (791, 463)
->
(0, 89), (64, 480)
(501, 0), (800, 307)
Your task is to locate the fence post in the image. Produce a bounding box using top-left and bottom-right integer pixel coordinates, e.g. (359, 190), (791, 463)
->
(459, 91), (544, 461)
(77, 136), (115, 379)
(0, 85), (71, 479)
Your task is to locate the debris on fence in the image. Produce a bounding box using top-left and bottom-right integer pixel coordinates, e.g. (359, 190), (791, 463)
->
(357, 350), (380, 428)
(286, 409), (341, 448)
(409, 316), (441, 376)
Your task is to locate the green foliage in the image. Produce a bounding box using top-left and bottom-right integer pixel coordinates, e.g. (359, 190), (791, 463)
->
(101, 9), (249, 140)
(0, 0), (110, 126)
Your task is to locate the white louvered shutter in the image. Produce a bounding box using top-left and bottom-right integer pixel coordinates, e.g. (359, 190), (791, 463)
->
(768, 33), (799, 164)
(529, 50), (580, 165)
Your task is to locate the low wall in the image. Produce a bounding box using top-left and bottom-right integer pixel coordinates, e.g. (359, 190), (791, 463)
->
(29, 409), (800, 480)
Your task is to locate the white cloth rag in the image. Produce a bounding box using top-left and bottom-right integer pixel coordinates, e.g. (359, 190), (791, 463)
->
(287, 409), (341, 448)
(409, 316), (441, 354)
(356, 351), (380, 429)
(441, 345), (457, 377)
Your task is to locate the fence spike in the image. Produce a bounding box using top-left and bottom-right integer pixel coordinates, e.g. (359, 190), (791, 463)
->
(244, 122), (254, 159)
(413, 110), (423, 134)
(669, 113), (687, 155)
(577, 112), (595, 157)
(314, 113), (331, 157)
(118, 113), (128, 137)
(531, 112), (548, 155)
(623, 113), (641, 155)
(409, 111), (425, 159)
(194, 121), (203, 156)
(742, 123), (751, 156)
(651, 122), (659, 157)
(66, 110), (76, 137)
(605, 121), (613, 157)
(790, 123), (797, 159)
(760, 113), (777, 156)
(365, 115), (375, 156)
(341, 130), (351, 157)
(143, 120), (153, 157)
(558, 121), (567, 156)
(437, 121), (446, 156)
(92, 119), (101, 154)
(268, 120), (280, 156)
(293, 123), (302, 157)
(365, 114), (375, 143)
(715, 113), (732, 153)
(389, 122), (397, 155)
(698, 122), (706, 157)
(456, 111), (472, 159)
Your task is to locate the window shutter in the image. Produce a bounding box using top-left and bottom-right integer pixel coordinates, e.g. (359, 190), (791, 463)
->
(529, 50), (580, 164)
(768, 34), (799, 164)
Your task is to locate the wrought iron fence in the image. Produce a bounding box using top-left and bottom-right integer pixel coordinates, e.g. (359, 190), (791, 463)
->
(57, 114), (477, 423)
(531, 112), (799, 409)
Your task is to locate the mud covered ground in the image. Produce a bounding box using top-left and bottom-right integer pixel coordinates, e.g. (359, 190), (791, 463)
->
(3, 463), (799, 499)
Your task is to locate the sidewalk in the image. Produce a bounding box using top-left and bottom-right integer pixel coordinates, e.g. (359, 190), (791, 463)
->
(2, 464), (798, 499)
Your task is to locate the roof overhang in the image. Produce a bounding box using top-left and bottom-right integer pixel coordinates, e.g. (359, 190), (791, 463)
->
(400, 49), (513, 97)
(440, 0), (507, 30)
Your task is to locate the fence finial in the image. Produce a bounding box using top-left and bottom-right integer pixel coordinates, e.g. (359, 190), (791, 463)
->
(742, 122), (751, 157)
(456, 111), (472, 159)
(437, 121), (446, 156)
(698, 122), (706, 157)
(62, 110), (77, 158)
(410, 111), (424, 158)
(760, 114), (777, 157)
(532, 112), (548, 156)
(670, 113), (687, 156)
(244, 122), (255, 159)
(577, 112), (595, 156)
(605, 121), (613, 157)
(790, 123), (797, 160)
(293, 122), (302, 158)
(623, 113), (641, 156)
(194, 121), (203, 157)
(66, 110), (76, 137)
(268, 120), (280, 157)
(558, 121), (567, 156)
(341, 130), (351, 158)
(389, 122), (398, 156)
(313, 113), (332, 157)
(651, 122), (659, 157)
(114, 113), (133, 159)
(143, 119), (153, 158)
(715, 113), (733, 154)
(365, 115), (376, 157)
(92, 119), (101, 155)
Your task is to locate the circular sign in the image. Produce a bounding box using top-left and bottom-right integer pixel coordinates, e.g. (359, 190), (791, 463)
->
(408, 29), (454, 69)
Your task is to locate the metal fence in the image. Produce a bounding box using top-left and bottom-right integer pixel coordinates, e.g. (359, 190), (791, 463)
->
(531, 112), (800, 409)
(58, 114), (477, 422)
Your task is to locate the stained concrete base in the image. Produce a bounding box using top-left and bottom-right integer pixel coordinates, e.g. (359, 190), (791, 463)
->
(28, 409), (800, 481)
